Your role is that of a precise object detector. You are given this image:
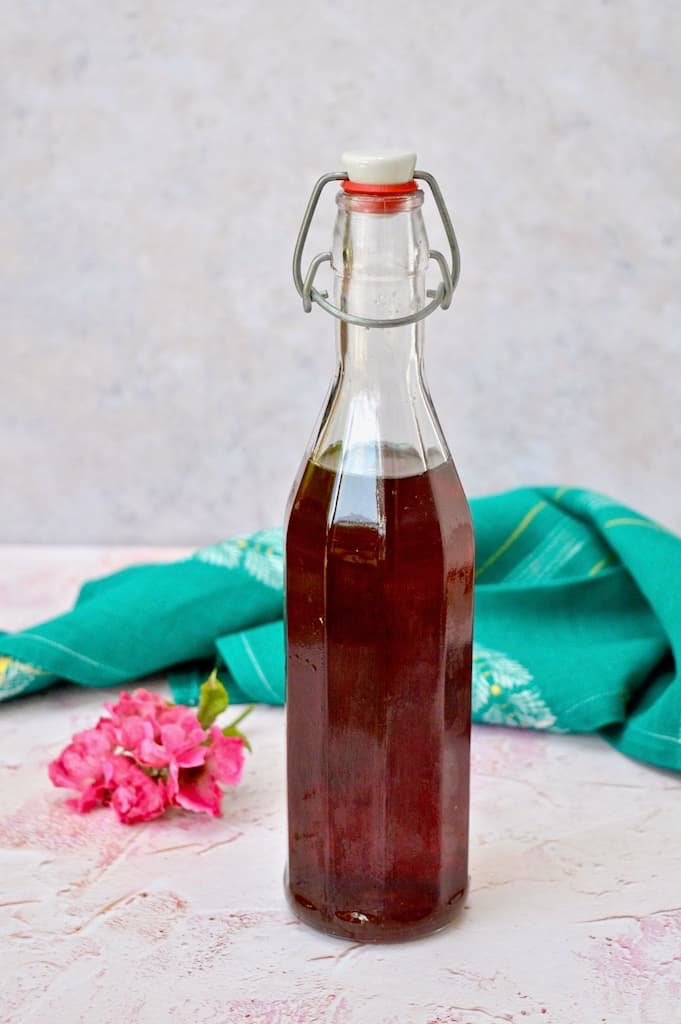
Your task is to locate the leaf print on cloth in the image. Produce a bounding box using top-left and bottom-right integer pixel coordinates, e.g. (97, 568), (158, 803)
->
(193, 529), (283, 591)
(243, 547), (283, 589)
(194, 539), (244, 569)
(472, 644), (557, 730)
(0, 655), (52, 699)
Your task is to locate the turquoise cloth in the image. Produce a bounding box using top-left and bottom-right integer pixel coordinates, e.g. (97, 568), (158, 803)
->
(1, 489), (680, 772)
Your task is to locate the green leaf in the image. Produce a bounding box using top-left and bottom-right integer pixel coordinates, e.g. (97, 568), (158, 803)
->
(196, 668), (229, 728)
(222, 704), (254, 752)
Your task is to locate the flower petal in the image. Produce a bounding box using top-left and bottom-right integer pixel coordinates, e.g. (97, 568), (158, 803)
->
(207, 727), (245, 786)
(175, 746), (208, 769)
(173, 768), (222, 817)
(109, 759), (168, 824)
(137, 736), (171, 768)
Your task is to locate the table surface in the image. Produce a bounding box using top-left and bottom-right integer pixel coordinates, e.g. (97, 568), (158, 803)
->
(2, 545), (680, 1024)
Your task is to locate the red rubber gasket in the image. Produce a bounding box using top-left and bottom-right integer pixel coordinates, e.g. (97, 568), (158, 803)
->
(342, 180), (418, 196)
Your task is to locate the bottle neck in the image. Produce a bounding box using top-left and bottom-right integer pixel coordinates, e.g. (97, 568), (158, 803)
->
(336, 318), (424, 393)
(331, 187), (429, 381)
(305, 187), (449, 477)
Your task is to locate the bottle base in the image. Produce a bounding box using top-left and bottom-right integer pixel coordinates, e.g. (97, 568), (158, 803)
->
(284, 872), (468, 944)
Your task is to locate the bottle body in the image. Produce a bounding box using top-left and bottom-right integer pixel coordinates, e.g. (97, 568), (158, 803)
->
(285, 185), (474, 941)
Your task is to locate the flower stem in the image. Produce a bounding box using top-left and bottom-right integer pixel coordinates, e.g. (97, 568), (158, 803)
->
(227, 704), (255, 730)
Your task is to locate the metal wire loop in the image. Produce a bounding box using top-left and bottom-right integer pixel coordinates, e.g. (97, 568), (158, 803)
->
(292, 169), (460, 328)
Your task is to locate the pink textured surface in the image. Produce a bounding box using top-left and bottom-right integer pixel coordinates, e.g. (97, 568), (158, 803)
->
(1, 546), (680, 1024)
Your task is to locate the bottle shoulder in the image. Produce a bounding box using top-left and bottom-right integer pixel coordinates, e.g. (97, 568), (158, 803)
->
(286, 446), (472, 552)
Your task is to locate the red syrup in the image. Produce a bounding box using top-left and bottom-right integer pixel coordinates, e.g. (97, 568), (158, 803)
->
(285, 446), (474, 941)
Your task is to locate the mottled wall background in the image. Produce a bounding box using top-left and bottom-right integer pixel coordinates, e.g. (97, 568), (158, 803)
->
(2, 1), (679, 543)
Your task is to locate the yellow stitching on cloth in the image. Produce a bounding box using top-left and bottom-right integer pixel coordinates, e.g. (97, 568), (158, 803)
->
(476, 501), (548, 580)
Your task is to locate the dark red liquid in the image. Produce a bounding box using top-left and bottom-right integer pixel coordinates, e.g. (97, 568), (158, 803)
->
(285, 449), (474, 941)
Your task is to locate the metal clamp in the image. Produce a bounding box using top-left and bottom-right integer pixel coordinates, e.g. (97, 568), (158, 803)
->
(292, 170), (461, 328)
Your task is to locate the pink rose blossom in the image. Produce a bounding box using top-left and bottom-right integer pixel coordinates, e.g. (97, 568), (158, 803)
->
(172, 727), (244, 817)
(171, 765), (223, 817)
(47, 678), (249, 824)
(104, 688), (168, 758)
(48, 724), (116, 813)
(206, 726), (245, 786)
(106, 688), (166, 722)
(108, 755), (168, 824)
(137, 704), (207, 774)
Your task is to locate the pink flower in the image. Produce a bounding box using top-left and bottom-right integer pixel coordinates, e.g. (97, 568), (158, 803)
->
(172, 727), (245, 817)
(47, 676), (249, 824)
(107, 755), (168, 825)
(207, 726), (245, 786)
(171, 766), (222, 817)
(48, 724), (116, 813)
(106, 688), (166, 722)
(137, 705), (208, 776)
(104, 688), (168, 758)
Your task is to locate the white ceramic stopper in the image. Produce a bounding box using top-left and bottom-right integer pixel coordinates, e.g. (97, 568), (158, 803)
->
(341, 149), (417, 185)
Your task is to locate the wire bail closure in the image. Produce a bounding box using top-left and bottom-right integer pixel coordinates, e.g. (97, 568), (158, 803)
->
(292, 170), (461, 329)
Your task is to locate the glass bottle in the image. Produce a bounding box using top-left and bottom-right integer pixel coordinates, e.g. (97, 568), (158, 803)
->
(285, 151), (474, 942)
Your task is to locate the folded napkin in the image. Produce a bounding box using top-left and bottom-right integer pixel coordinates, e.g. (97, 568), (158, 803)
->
(1, 488), (679, 772)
